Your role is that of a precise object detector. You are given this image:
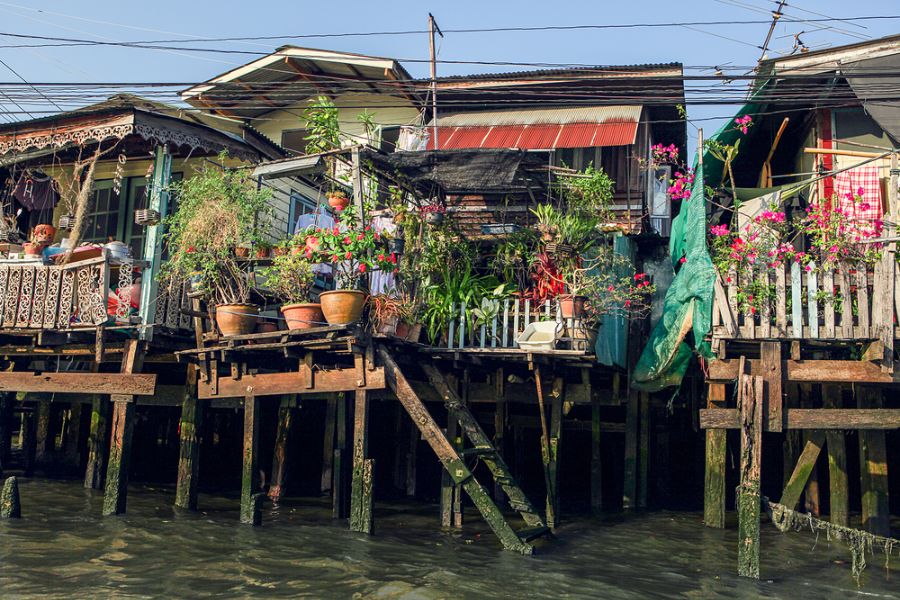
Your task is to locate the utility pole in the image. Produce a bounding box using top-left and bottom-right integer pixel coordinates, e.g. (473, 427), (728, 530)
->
(428, 13), (443, 150)
(756, 0), (786, 65)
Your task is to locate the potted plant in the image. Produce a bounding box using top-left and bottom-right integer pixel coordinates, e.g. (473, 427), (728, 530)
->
(302, 96), (353, 212)
(260, 250), (322, 330)
(368, 294), (404, 335)
(306, 205), (395, 325)
(162, 154), (272, 337)
(420, 202), (446, 226)
(327, 189), (350, 211)
(254, 241), (272, 259)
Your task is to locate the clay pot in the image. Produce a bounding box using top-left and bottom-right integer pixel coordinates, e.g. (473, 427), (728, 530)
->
(23, 242), (45, 257)
(319, 290), (366, 325)
(32, 224), (56, 244)
(395, 321), (410, 339)
(235, 247), (251, 259)
(559, 294), (587, 319)
(281, 302), (324, 330)
(377, 314), (400, 335)
(215, 303), (259, 336)
(327, 192), (350, 211)
(256, 320), (278, 334)
(255, 247), (271, 259)
(272, 246), (289, 257)
(406, 323), (422, 343)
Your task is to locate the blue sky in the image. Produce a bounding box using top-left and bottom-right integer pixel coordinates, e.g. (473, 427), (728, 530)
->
(0, 0), (898, 153)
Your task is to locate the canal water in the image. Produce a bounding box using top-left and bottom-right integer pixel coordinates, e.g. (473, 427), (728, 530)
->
(0, 478), (896, 599)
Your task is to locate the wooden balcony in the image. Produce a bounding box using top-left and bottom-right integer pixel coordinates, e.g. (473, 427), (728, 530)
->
(711, 260), (898, 343)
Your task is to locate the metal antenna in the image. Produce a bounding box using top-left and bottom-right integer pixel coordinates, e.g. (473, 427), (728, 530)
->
(428, 13), (443, 151)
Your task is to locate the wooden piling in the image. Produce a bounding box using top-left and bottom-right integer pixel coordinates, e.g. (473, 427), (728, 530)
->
(62, 401), (83, 468)
(440, 379), (461, 529)
(84, 395), (110, 489)
(102, 339), (144, 516)
(1, 476), (20, 518)
(822, 384), (848, 527)
(332, 392), (348, 519)
(493, 367), (506, 501)
(623, 388), (639, 510)
(34, 395), (51, 466)
(703, 383), (727, 528)
(350, 389), (373, 534)
(588, 369), (602, 513)
(321, 394), (337, 495)
(547, 376), (564, 528)
(240, 395), (260, 525)
(858, 386), (890, 536)
(0, 394), (12, 477)
(638, 391), (649, 509)
(21, 407), (35, 477)
(737, 373), (763, 579)
(800, 384), (820, 515)
(268, 395), (297, 503)
(175, 368), (202, 510)
(406, 422), (418, 498)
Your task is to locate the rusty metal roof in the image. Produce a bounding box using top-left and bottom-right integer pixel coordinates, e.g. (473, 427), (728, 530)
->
(427, 122), (638, 150)
(433, 105), (641, 127)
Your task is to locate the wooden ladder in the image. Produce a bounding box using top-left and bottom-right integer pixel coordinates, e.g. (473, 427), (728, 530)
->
(378, 346), (549, 554)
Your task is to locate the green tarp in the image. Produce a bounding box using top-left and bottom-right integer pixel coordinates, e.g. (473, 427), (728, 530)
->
(595, 235), (634, 369)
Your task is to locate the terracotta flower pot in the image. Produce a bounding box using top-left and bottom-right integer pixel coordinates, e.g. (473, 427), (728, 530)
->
(281, 302), (324, 330)
(215, 303), (259, 336)
(395, 321), (410, 339)
(23, 242), (46, 257)
(272, 246), (289, 257)
(406, 322), (422, 343)
(559, 294), (587, 319)
(256, 320), (278, 334)
(327, 192), (350, 211)
(234, 247), (250, 259)
(319, 290), (366, 325)
(255, 247), (271, 259)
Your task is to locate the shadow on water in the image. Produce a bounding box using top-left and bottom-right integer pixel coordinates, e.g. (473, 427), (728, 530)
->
(0, 479), (896, 599)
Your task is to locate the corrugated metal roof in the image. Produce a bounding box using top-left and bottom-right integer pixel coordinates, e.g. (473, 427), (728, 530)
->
(432, 63), (682, 83)
(432, 105), (641, 127)
(427, 122), (638, 150)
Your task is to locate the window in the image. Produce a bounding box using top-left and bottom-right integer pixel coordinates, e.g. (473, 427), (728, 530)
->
(281, 129), (309, 155)
(288, 190), (321, 234)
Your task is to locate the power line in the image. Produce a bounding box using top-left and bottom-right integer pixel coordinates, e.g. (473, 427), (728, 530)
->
(0, 56), (62, 110)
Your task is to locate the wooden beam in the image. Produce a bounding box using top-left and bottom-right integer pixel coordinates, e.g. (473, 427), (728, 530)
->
(198, 367), (385, 399)
(701, 408), (900, 430)
(175, 368), (202, 511)
(239, 395), (260, 525)
(760, 342), (782, 432)
(349, 389), (373, 534)
(779, 431), (826, 510)
(708, 358), (899, 383)
(822, 385), (848, 527)
(858, 386), (891, 536)
(332, 392), (349, 520)
(737, 374), (763, 579)
(268, 395), (297, 503)
(0, 372), (156, 396)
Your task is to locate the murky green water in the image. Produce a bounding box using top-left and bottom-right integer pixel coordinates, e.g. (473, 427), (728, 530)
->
(0, 479), (896, 599)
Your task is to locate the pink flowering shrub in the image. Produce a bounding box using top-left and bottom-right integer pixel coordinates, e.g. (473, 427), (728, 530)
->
(667, 169), (695, 201)
(734, 115), (753, 135)
(651, 143), (679, 166)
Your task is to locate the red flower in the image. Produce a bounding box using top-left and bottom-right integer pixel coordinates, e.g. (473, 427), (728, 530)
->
(625, 300), (632, 308)
(679, 256), (687, 264)
(389, 253), (397, 264)
(305, 249), (312, 259)
(331, 254), (339, 262)
(345, 251), (352, 260)
(356, 233), (365, 241)
(358, 264), (367, 273)
(377, 253), (385, 261)
(186, 246), (195, 253)
(343, 236), (351, 245)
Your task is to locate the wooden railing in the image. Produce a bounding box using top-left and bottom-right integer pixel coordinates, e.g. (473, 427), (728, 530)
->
(437, 298), (595, 352)
(0, 256), (110, 330)
(712, 260), (899, 341)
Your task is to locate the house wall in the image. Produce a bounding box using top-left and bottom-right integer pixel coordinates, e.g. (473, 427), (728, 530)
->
(253, 92), (421, 150)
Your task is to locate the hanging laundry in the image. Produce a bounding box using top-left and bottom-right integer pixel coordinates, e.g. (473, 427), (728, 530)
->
(13, 171), (60, 212)
(368, 215), (397, 295)
(833, 164), (883, 233)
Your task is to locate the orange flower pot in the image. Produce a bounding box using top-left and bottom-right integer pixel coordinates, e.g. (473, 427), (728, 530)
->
(327, 193), (350, 211)
(319, 290), (366, 325)
(558, 294), (587, 319)
(215, 303), (259, 336)
(281, 302), (325, 330)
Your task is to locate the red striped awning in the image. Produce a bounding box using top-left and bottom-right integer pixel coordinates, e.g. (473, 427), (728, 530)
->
(428, 121), (639, 150)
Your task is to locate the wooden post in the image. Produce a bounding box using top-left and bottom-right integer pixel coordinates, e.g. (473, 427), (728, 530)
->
(1, 476), (20, 518)
(62, 401), (83, 468)
(547, 376), (564, 528)
(623, 388), (639, 509)
(34, 395), (51, 467)
(84, 394), (110, 489)
(332, 392), (348, 519)
(704, 383), (727, 528)
(800, 383), (820, 515)
(737, 374), (763, 579)
(268, 395), (297, 503)
(822, 384), (848, 527)
(760, 342), (782, 431)
(102, 339), (144, 516)
(349, 389), (373, 534)
(588, 369), (602, 513)
(858, 386), (890, 536)
(493, 367), (506, 501)
(406, 420), (418, 498)
(240, 395), (260, 525)
(0, 394), (12, 477)
(440, 378), (461, 529)
(321, 394), (337, 495)
(138, 144), (172, 342)
(175, 367), (202, 510)
(21, 406), (35, 477)
(638, 391), (649, 509)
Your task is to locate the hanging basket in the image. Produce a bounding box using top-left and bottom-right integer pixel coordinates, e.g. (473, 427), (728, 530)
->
(58, 215), (76, 231)
(135, 209), (161, 226)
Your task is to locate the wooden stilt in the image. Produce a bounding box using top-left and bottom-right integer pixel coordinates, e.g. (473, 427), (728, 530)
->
(102, 339), (144, 516)
(704, 383), (727, 528)
(84, 395), (110, 489)
(638, 391), (649, 509)
(623, 387), (639, 509)
(320, 394), (336, 495)
(332, 392), (348, 519)
(21, 405), (35, 477)
(0, 394), (12, 477)
(588, 369), (602, 514)
(268, 395), (297, 503)
(782, 384), (802, 489)
(406, 420), (418, 498)
(737, 373), (763, 579)
(546, 376), (564, 528)
(392, 402), (406, 492)
(440, 377), (461, 529)
(858, 386), (890, 536)
(822, 384), (848, 527)
(63, 401), (83, 468)
(493, 367), (506, 501)
(800, 383), (820, 515)
(350, 389), (373, 534)
(780, 431), (825, 510)
(1, 476), (20, 518)
(240, 395), (260, 525)
(175, 367), (202, 510)
(34, 395), (51, 466)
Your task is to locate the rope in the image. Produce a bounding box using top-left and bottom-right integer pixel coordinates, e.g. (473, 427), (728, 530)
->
(762, 496), (899, 582)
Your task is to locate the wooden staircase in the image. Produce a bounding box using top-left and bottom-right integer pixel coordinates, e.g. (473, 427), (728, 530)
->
(378, 346), (549, 554)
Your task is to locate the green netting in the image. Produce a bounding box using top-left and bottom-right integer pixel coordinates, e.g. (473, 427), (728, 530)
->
(595, 235), (633, 368)
(632, 160), (714, 391)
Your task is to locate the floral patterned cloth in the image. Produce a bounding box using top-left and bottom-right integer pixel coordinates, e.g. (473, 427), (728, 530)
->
(833, 165), (883, 233)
